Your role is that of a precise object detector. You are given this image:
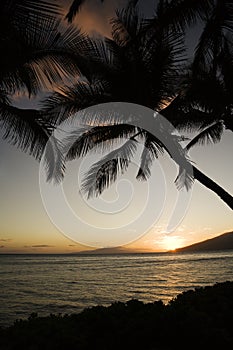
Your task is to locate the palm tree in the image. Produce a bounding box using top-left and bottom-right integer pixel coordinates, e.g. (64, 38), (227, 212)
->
(42, 0), (233, 209)
(1, 1), (232, 209)
(0, 0), (99, 161)
(163, 0), (233, 131)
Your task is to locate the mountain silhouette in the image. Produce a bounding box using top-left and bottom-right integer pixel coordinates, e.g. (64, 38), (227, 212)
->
(73, 247), (139, 255)
(175, 231), (233, 253)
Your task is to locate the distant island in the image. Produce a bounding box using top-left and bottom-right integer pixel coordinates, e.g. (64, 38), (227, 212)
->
(72, 231), (233, 255)
(174, 231), (233, 253)
(73, 247), (147, 255)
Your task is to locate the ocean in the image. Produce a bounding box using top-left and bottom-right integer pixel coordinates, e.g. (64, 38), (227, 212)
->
(0, 250), (233, 327)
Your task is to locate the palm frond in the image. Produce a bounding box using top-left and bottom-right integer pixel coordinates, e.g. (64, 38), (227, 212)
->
(15, 0), (60, 16)
(193, 15), (219, 74)
(42, 136), (66, 183)
(65, 0), (86, 23)
(136, 134), (164, 181)
(110, 4), (143, 47)
(175, 167), (194, 191)
(0, 90), (10, 105)
(65, 0), (105, 23)
(140, 20), (186, 109)
(65, 124), (138, 160)
(81, 38), (122, 79)
(187, 77), (226, 114)
(142, 0), (213, 37)
(186, 121), (224, 151)
(110, 18), (131, 47)
(43, 81), (111, 124)
(22, 19), (92, 88)
(219, 37), (233, 98)
(2, 0), (60, 27)
(42, 124), (138, 184)
(162, 0), (213, 32)
(0, 103), (52, 160)
(193, 0), (233, 76)
(149, 121), (195, 190)
(81, 139), (138, 198)
(161, 96), (221, 131)
(0, 14), (94, 94)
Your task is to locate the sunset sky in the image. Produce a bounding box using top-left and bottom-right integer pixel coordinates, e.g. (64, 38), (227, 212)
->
(0, 0), (232, 253)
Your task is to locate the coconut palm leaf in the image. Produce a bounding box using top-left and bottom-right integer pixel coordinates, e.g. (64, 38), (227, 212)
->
(0, 102), (66, 183)
(65, 0), (86, 23)
(219, 37), (233, 99)
(65, 124), (138, 160)
(43, 80), (112, 124)
(0, 103), (52, 160)
(110, 4), (143, 46)
(13, 0), (60, 17)
(139, 7), (186, 109)
(175, 167), (195, 191)
(147, 0), (214, 32)
(42, 136), (66, 183)
(136, 134), (164, 181)
(79, 38), (122, 82)
(185, 121), (224, 151)
(0, 90), (10, 105)
(42, 123), (138, 183)
(161, 67), (227, 130)
(193, 0), (233, 76)
(65, 0), (104, 23)
(2, 0), (60, 27)
(0, 15), (93, 95)
(110, 18), (131, 47)
(81, 139), (138, 198)
(161, 94), (223, 131)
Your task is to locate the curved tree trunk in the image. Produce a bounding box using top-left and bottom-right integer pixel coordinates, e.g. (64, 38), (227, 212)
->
(193, 166), (233, 210)
(134, 130), (233, 210)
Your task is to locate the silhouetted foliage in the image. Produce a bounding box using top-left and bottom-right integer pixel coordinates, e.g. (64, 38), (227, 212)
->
(0, 0), (232, 208)
(0, 282), (233, 349)
(45, 0), (233, 208)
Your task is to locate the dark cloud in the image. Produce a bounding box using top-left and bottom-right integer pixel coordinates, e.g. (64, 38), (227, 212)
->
(0, 238), (12, 242)
(24, 245), (54, 248)
(32, 245), (54, 248)
(0, 245), (5, 248)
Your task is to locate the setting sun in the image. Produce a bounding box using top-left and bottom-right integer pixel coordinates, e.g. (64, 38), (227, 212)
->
(161, 236), (184, 251)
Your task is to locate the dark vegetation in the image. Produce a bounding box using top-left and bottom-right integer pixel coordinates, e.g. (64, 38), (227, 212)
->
(1, 281), (233, 349)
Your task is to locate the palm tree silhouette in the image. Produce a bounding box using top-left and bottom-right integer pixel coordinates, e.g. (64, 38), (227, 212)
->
(0, 1), (232, 209)
(0, 0), (99, 161)
(42, 0), (233, 209)
(164, 0), (233, 130)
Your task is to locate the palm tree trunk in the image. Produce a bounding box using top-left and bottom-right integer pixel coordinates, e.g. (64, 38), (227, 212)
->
(193, 166), (233, 210)
(134, 130), (233, 210)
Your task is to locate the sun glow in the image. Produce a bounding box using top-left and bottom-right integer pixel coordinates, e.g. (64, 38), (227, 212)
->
(161, 235), (184, 251)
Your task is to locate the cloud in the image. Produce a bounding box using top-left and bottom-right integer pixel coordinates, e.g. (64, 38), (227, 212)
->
(24, 245), (54, 248)
(68, 244), (77, 247)
(69, 0), (122, 38)
(0, 245), (5, 248)
(32, 245), (54, 248)
(0, 238), (12, 242)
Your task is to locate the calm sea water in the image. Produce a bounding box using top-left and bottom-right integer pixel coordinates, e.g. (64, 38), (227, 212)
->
(0, 251), (233, 326)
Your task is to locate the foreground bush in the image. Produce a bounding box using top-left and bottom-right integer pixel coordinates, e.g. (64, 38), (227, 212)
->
(1, 281), (233, 349)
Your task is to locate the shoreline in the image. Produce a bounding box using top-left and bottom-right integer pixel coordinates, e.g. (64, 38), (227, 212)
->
(1, 281), (233, 349)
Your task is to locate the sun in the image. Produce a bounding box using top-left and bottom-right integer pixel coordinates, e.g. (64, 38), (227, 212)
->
(161, 236), (184, 251)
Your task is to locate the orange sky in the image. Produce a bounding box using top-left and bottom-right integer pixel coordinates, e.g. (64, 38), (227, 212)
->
(1, 130), (232, 253)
